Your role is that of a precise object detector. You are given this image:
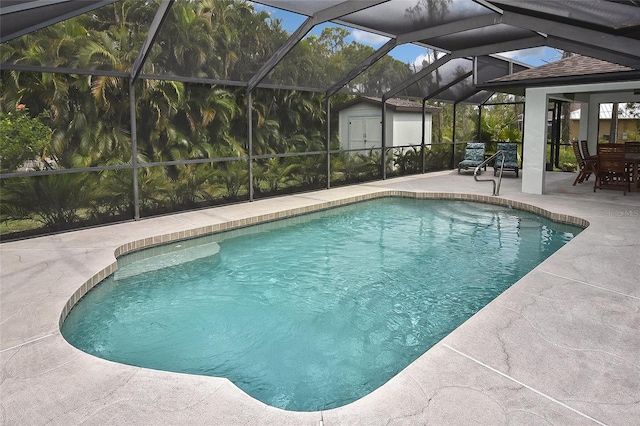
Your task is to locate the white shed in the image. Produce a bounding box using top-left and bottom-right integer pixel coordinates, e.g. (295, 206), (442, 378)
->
(335, 97), (438, 152)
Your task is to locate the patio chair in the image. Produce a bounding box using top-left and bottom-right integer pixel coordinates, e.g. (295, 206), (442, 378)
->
(626, 141), (640, 188)
(594, 143), (630, 195)
(571, 140), (596, 185)
(579, 139), (597, 161)
(493, 142), (519, 177)
(458, 142), (486, 174)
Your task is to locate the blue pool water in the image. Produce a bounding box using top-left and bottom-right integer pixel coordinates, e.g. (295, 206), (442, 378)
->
(61, 198), (581, 411)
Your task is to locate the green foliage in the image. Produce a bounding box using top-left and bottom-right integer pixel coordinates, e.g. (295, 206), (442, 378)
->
(425, 144), (453, 172)
(625, 102), (640, 118)
(393, 147), (422, 176)
(169, 163), (219, 207)
(480, 99), (522, 143)
(137, 167), (172, 215)
(253, 158), (299, 194)
(214, 160), (248, 200)
(0, 106), (52, 172)
(89, 169), (135, 218)
(292, 154), (327, 189)
(0, 174), (94, 230)
(547, 145), (577, 171)
(341, 152), (380, 182)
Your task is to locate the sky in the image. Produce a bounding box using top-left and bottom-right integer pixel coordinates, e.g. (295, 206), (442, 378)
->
(252, 3), (563, 69)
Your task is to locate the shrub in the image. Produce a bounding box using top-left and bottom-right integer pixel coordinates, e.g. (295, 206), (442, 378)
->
(0, 105), (52, 172)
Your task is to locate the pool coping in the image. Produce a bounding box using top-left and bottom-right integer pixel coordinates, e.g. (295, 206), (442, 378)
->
(2, 171), (639, 425)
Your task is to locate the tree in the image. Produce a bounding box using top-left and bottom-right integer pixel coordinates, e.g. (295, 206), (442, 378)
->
(480, 94), (522, 143)
(319, 27), (351, 53)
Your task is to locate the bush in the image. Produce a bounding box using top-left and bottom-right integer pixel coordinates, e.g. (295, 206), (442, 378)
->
(0, 105), (52, 172)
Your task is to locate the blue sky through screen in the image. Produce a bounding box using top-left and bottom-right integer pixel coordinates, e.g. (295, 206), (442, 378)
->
(253, 3), (562, 68)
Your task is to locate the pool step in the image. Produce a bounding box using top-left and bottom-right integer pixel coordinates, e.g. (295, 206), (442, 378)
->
(114, 241), (220, 280)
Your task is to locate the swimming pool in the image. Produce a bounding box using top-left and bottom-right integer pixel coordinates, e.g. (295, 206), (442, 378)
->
(61, 198), (581, 411)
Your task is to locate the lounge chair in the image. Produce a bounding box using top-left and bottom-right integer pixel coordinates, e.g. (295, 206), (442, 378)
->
(493, 142), (519, 177)
(458, 142), (485, 174)
(571, 140), (596, 185)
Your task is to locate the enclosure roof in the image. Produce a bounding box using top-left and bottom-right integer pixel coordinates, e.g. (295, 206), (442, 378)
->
(2, 0), (640, 104)
(0, 0), (118, 42)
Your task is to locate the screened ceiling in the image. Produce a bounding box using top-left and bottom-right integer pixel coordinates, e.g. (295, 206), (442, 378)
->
(2, 0), (640, 105)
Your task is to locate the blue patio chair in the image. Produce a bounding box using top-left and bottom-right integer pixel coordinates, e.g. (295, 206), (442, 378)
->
(458, 142), (486, 174)
(493, 142), (519, 177)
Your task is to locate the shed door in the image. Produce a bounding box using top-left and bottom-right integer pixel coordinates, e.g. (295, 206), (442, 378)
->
(349, 116), (382, 151)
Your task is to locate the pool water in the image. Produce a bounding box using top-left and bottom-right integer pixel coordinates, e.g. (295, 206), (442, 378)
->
(61, 198), (581, 411)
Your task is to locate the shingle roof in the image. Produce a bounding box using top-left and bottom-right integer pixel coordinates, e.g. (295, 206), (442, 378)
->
(479, 55), (640, 93)
(335, 97), (441, 113)
(491, 55), (633, 83)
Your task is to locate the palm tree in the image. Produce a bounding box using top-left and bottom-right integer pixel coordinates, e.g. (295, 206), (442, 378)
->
(253, 157), (299, 194)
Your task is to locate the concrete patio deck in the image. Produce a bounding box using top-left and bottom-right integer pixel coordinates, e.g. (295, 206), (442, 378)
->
(1, 170), (639, 425)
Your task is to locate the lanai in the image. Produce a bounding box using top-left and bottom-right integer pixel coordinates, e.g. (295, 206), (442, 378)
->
(481, 54), (640, 194)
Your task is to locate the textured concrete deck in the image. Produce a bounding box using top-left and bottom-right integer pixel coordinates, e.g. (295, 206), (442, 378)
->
(1, 171), (639, 425)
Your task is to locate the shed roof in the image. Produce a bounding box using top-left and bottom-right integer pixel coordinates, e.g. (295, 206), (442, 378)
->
(335, 97), (441, 113)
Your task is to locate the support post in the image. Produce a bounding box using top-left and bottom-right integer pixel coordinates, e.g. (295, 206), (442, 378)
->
(421, 99), (426, 173)
(554, 101), (561, 169)
(129, 79), (140, 220)
(247, 89), (254, 201)
(477, 104), (482, 143)
(522, 88), (547, 194)
(326, 96), (331, 189)
(381, 101), (387, 179)
(452, 102), (458, 169)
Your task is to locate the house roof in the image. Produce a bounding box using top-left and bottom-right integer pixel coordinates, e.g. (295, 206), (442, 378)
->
(493, 55), (632, 82)
(479, 55), (640, 94)
(335, 97), (441, 114)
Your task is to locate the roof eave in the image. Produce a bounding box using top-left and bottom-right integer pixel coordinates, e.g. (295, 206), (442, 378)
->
(478, 70), (640, 94)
